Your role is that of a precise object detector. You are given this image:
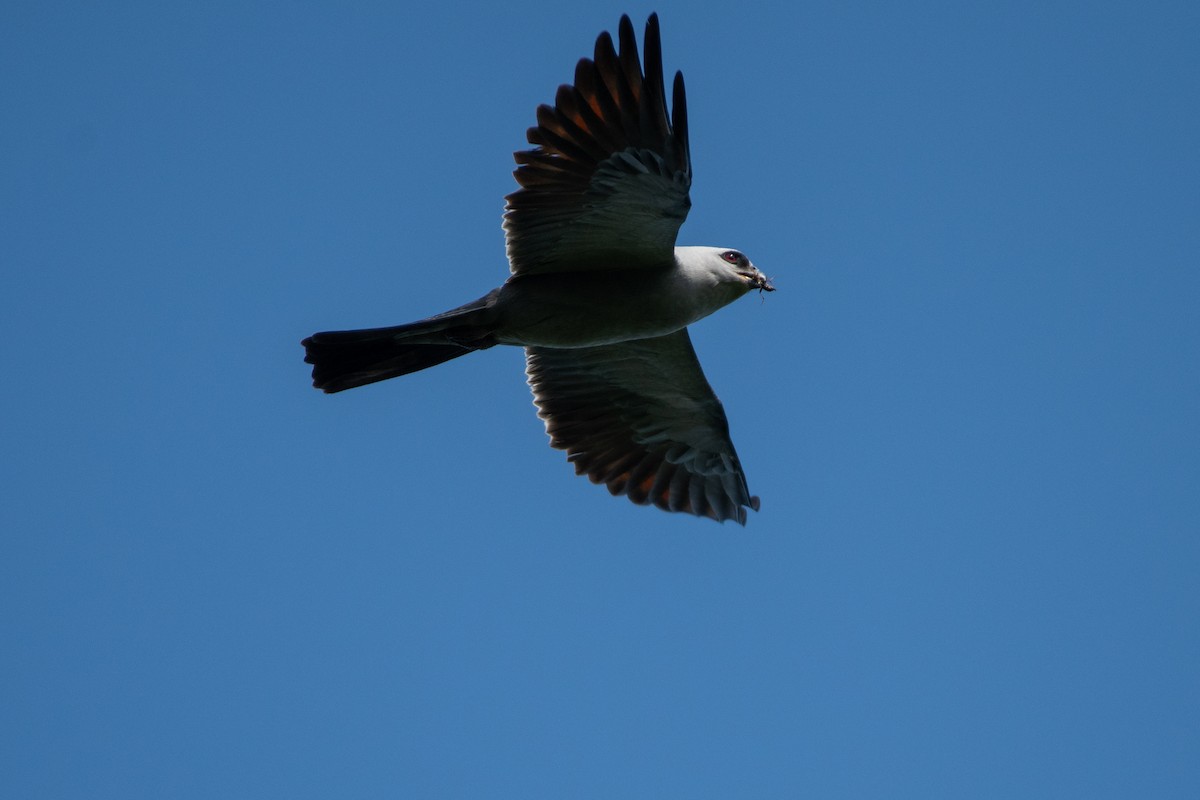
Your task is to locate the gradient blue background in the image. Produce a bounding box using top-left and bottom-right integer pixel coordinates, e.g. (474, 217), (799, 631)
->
(3, 1), (1198, 797)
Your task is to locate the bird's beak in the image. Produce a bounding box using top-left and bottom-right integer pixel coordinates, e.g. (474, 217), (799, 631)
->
(747, 268), (775, 292)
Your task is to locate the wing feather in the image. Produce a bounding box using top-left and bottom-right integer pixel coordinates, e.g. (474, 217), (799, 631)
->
(504, 14), (692, 275)
(525, 330), (760, 525)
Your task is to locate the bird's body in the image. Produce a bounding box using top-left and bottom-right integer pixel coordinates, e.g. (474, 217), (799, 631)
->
(495, 248), (763, 348)
(303, 14), (774, 524)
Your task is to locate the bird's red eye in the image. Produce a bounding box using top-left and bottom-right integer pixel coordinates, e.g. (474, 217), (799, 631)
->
(721, 250), (742, 264)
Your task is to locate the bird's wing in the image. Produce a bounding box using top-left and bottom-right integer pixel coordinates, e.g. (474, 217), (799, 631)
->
(504, 13), (692, 276)
(525, 330), (760, 524)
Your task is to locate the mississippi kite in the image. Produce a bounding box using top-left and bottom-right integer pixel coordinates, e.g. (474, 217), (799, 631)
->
(303, 14), (773, 524)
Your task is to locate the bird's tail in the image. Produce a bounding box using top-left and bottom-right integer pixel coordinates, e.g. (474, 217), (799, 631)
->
(302, 289), (500, 393)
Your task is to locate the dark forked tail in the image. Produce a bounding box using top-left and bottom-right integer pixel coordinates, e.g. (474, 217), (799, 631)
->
(302, 290), (500, 393)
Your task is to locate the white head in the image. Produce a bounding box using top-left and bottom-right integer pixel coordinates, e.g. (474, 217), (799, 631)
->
(675, 246), (775, 293)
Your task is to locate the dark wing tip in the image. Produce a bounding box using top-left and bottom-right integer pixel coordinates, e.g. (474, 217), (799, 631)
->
(672, 71), (689, 165)
(513, 13), (686, 168)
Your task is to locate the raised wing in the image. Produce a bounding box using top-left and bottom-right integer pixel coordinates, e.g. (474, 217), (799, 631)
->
(526, 330), (760, 524)
(504, 13), (692, 276)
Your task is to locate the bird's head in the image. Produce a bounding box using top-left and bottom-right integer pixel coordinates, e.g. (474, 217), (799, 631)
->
(674, 246), (775, 308)
(714, 248), (775, 293)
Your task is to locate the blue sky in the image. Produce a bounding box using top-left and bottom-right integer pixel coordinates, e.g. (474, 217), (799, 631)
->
(3, 1), (1198, 797)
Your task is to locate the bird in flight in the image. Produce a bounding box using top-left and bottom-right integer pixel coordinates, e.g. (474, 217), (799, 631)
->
(303, 13), (773, 524)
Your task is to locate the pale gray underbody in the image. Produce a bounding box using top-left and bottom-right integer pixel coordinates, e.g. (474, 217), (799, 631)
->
(412, 248), (761, 350)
